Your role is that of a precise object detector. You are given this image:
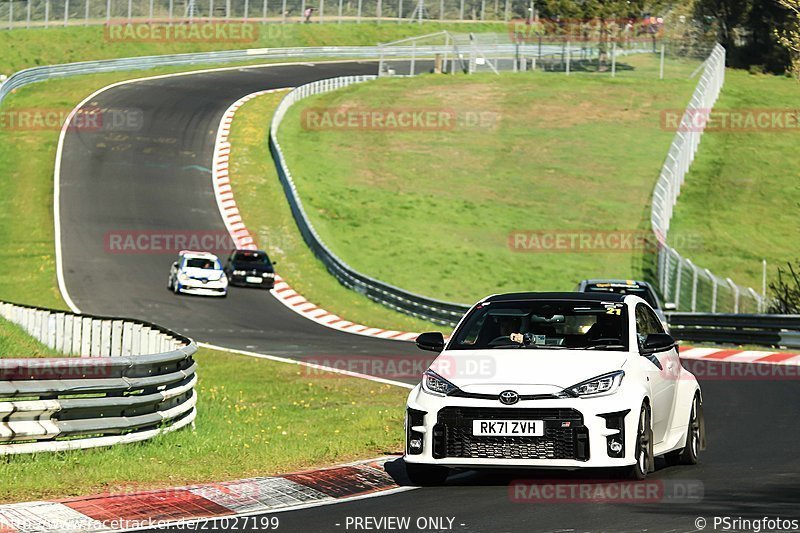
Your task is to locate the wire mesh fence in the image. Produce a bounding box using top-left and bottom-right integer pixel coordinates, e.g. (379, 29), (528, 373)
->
(651, 44), (765, 313)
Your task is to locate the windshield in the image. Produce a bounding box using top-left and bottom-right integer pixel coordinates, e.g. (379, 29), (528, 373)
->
(233, 251), (271, 265)
(450, 300), (629, 351)
(185, 257), (221, 270)
(582, 283), (659, 309)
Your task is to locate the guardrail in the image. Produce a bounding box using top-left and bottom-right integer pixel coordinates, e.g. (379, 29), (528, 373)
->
(668, 312), (800, 349)
(0, 44), (476, 109)
(269, 75), (471, 326)
(650, 44), (765, 314)
(0, 300), (197, 455)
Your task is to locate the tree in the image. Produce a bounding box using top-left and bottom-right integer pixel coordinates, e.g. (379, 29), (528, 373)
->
(768, 261), (800, 314)
(775, 0), (800, 78)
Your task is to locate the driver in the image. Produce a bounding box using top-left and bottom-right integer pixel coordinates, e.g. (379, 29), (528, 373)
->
(499, 316), (522, 338)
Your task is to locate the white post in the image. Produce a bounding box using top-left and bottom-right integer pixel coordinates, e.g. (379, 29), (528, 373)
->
(281, 0), (285, 22)
(659, 43), (665, 80)
(127, 0), (131, 22)
(47, 313), (57, 350)
(91, 320), (103, 357)
(106, 0), (110, 22)
(565, 41), (570, 75)
(122, 322), (134, 356)
(318, 0), (323, 22)
(357, 0), (361, 22)
(148, 0), (153, 21)
(44, 0), (49, 26)
(410, 41), (416, 76)
(26, 0), (30, 28)
(611, 40), (616, 77)
(726, 278), (740, 314)
(72, 316), (84, 355)
(132, 323), (143, 355)
(62, 315), (73, 355)
(689, 260), (698, 312)
(111, 321), (123, 356)
(85, 0), (90, 25)
(674, 260), (683, 310)
(706, 269), (717, 314)
(81, 317), (93, 356)
(761, 259), (767, 310)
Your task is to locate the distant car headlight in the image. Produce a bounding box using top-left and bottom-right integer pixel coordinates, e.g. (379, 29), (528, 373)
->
(422, 369), (460, 396)
(262, 272), (274, 278)
(233, 270), (246, 276)
(562, 370), (625, 398)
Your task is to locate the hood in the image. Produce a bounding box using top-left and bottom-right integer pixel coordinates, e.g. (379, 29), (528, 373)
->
(428, 349), (628, 395)
(183, 267), (225, 281)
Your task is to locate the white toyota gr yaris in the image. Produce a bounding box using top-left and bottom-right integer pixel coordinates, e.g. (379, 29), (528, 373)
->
(404, 292), (705, 485)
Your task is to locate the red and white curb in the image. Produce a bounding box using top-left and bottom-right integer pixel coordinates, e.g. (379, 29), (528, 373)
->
(0, 457), (409, 532)
(679, 346), (800, 365)
(211, 90), (419, 343)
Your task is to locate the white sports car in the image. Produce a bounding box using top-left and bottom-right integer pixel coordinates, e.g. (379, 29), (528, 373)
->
(167, 250), (228, 297)
(404, 292), (704, 485)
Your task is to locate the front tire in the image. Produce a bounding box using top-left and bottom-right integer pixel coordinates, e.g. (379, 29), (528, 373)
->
(622, 403), (652, 480)
(666, 394), (701, 466)
(405, 462), (449, 486)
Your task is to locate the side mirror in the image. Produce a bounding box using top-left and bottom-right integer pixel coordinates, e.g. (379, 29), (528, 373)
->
(271, 261), (278, 266)
(640, 333), (676, 355)
(172, 262), (178, 269)
(416, 332), (445, 352)
(664, 302), (677, 311)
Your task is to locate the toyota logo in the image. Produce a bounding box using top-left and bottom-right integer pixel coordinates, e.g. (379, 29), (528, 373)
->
(499, 390), (520, 405)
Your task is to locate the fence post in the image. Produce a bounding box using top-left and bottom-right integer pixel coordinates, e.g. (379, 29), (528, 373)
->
(674, 260), (683, 311)
(659, 43), (665, 79)
(706, 269), (717, 314)
(565, 41), (570, 75)
(81, 317), (92, 356)
(726, 278), (740, 314)
(72, 316), (83, 355)
(281, 0), (285, 21)
(45, 0), (50, 26)
(611, 41), (616, 77)
(689, 260), (698, 312)
(106, 0), (110, 22)
(85, 0), (90, 25)
(357, 0), (361, 22)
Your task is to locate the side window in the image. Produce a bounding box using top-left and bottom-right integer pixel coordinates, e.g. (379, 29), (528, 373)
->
(643, 306), (665, 334)
(636, 303), (665, 347)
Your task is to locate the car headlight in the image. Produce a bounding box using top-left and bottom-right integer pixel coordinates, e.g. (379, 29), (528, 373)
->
(422, 369), (460, 396)
(262, 272), (274, 277)
(233, 270), (246, 276)
(562, 370), (625, 398)
(177, 272), (190, 282)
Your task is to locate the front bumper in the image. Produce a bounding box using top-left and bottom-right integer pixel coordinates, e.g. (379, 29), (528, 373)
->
(228, 274), (275, 288)
(176, 280), (227, 296)
(404, 385), (639, 469)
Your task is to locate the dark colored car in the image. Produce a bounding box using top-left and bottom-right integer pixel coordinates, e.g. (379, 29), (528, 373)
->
(223, 249), (276, 289)
(575, 279), (673, 326)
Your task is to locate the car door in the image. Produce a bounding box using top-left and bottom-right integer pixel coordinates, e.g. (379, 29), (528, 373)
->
(635, 303), (678, 444)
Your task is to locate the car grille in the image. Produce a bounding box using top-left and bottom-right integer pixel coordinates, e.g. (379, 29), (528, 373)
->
(433, 407), (589, 461)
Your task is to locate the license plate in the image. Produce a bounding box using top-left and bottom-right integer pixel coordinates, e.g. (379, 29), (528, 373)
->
(472, 420), (544, 437)
(246, 276), (263, 283)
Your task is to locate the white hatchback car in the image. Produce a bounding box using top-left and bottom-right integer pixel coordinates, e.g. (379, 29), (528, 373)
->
(167, 250), (228, 297)
(404, 292), (704, 485)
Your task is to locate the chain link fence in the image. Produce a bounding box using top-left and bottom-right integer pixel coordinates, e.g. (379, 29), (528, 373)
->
(651, 43), (765, 314)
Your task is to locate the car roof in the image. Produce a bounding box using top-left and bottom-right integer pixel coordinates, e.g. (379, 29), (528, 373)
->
(581, 279), (653, 289)
(179, 250), (219, 260)
(484, 292), (627, 303)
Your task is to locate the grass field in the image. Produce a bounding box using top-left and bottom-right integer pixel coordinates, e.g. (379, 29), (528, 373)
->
(0, 317), (60, 357)
(0, 22), (505, 74)
(227, 91), (442, 332)
(667, 70), (800, 288)
(0, 346), (407, 503)
(277, 53), (705, 304)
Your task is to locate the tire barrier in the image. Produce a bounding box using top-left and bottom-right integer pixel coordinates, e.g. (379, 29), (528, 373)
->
(0, 300), (197, 455)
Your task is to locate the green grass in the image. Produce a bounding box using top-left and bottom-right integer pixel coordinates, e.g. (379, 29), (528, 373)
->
(0, 346), (408, 503)
(0, 317), (60, 357)
(668, 70), (800, 288)
(228, 91), (444, 332)
(276, 53), (704, 304)
(0, 22), (506, 75)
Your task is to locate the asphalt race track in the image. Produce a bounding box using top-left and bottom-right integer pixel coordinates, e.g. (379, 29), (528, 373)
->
(59, 61), (422, 361)
(57, 62), (800, 532)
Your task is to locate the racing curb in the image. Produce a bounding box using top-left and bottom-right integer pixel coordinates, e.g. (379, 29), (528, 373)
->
(211, 90), (418, 343)
(0, 457), (408, 532)
(679, 346), (800, 365)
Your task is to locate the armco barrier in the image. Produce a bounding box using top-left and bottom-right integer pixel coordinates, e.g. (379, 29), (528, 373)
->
(0, 300), (197, 455)
(0, 43), (521, 110)
(668, 313), (800, 349)
(268, 76), (471, 326)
